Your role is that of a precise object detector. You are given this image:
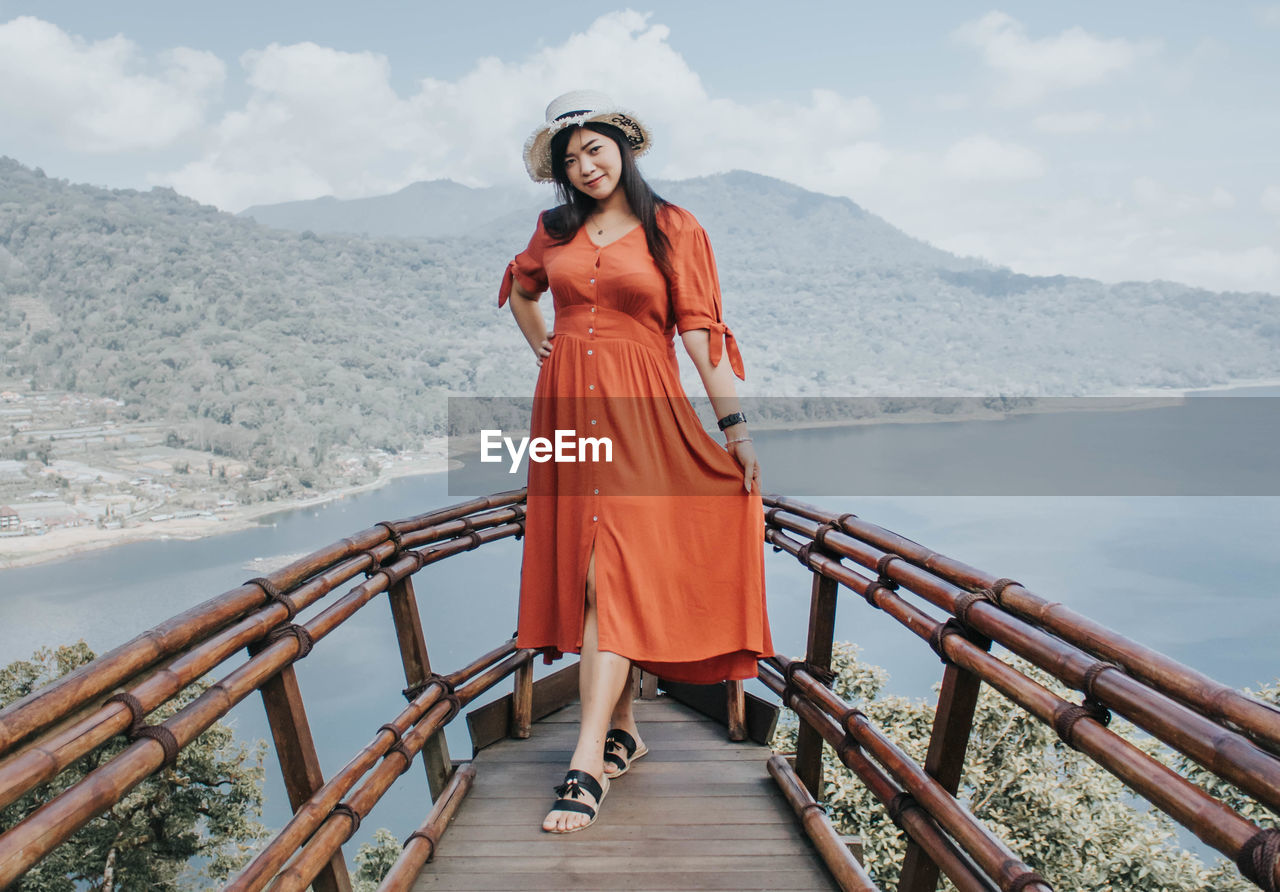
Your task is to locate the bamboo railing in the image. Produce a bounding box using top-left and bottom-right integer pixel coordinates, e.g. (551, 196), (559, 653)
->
(762, 495), (1280, 892)
(0, 490), (1276, 892)
(0, 491), (533, 891)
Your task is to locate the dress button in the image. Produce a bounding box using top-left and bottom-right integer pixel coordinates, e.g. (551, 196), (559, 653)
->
(589, 278), (595, 284)
(590, 307), (596, 312)
(590, 419), (597, 425)
(588, 327), (593, 333)
(588, 384), (595, 390)
(587, 349), (593, 355)
(592, 515), (598, 522)
(594, 488), (599, 494)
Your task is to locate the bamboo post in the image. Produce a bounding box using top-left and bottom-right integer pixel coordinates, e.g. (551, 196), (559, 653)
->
(511, 656), (533, 739)
(768, 754), (882, 891)
(247, 648), (352, 892)
(385, 574), (452, 799)
(795, 569), (839, 798)
(899, 662), (984, 892)
(640, 669), (659, 699)
(727, 680), (747, 741)
(376, 763), (477, 891)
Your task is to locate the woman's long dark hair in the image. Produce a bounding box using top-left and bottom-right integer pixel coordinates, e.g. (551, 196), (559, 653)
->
(543, 121), (674, 281)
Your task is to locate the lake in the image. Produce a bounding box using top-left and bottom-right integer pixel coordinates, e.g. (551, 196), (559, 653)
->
(1, 385), (1276, 863)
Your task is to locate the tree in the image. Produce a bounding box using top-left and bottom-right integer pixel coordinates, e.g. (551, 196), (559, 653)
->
(0, 641), (270, 891)
(353, 828), (402, 891)
(770, 642), (1276, 891)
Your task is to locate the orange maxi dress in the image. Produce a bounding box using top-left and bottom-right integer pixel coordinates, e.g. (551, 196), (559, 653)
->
(497, 203), (774, 684)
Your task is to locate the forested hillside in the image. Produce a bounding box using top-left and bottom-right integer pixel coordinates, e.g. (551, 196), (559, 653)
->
(2, 156), (1277, 486)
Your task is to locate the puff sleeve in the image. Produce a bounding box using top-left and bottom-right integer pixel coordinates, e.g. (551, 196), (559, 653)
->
(498, 213), (550, 307)
(667, 209), (745, 379)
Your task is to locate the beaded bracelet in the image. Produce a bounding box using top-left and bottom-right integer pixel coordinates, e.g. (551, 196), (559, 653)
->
(725, 436), (753, 446)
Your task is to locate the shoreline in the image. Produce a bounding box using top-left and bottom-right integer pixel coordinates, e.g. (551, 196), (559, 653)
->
(0, 453), (459, 571)
(5, 378), (1275, 571)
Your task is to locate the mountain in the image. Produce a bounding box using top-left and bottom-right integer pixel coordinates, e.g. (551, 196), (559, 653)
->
(239, 170), (971, 272)
(2, 155), (1277, 487)
(239, 179), (535, 239)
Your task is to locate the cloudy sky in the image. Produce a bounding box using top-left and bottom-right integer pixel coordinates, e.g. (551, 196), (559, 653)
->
(2, 1), (1278, 293)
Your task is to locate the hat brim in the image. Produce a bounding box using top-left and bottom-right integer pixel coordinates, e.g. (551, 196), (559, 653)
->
(523, 108), (652, 184)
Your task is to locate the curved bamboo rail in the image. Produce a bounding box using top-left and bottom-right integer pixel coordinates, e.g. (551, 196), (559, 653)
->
(0, 490), (1275, 892)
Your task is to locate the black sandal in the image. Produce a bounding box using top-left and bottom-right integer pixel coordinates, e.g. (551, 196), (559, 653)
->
(603, 728), (649, 778)
(544, 768), (609, 834)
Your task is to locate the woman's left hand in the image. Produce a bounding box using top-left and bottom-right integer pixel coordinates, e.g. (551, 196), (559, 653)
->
(727, 440), (762, 493)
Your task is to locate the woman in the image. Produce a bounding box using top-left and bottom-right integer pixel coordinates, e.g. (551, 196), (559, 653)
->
(498, 90), (775, 834)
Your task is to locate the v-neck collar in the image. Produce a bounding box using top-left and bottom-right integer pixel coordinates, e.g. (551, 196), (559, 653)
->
(581, 222), (643, 250)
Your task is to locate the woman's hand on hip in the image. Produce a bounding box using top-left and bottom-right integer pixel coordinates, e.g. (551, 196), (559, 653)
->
(727, 440), (762, 493)
(533, 336), (553, 367)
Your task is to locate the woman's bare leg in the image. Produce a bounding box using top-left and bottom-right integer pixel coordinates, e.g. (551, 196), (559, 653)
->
(543, 545), (632, 832)
(604, 670), (645, 778)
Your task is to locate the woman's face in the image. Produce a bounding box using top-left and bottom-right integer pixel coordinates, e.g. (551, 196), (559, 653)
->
(562, 127), (622, 201)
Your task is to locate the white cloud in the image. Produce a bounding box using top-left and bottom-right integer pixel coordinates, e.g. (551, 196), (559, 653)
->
(1262, 185), (1280, 214)
(0, 16), (223, 152)
(155, 11), (884, 211)
(952, 11), (1158, 106)
(1032, 111), (1106, 134)
(1209, 187), (1235, 209)
(942, 135), (1045, 180)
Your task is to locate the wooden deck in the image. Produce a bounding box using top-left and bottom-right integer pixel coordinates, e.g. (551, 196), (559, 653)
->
(412, 695), (839, 891)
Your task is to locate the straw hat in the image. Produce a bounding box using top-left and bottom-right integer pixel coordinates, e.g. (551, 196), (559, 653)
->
(523, 90), (652, 183)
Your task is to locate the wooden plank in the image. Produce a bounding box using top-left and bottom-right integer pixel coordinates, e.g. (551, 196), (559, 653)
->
(423, 854), (832, 874)
(467, 781), (777, 798)
(472, 747), (769, 762)
(413, 871), (835, 891)
(473, 760), (768, 782)
(443, 823), (807, 843)
(387, 574), (453, 799)
(448, 797), (795, 825)
(428, 838), (808, 857)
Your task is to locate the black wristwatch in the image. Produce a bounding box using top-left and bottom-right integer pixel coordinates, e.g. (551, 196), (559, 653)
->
(716, 411), (747, 431)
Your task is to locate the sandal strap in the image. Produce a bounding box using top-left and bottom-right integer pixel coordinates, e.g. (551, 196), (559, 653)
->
(555, 768), (603, 802)
(550, 798), (596, 818)
(605, 728), (638, 758)
(604, 751), (628, 771)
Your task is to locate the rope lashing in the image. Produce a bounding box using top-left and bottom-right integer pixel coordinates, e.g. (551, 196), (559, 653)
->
(885, 790), (918, 831)
(246, 576), (297, 621)
(330, 802), (362, 836)
(404, 830), (437, 861)
(262, 622), (314, 660)
(875, 553), (901, 590)
(104, 691), (180, 769)
(1237, 827), (1280, 892)
(378, 722), (415, 773)
(989, 577), (1021, 605)
(1081, 661), (1119, 701)
(929, 618), (992, 664)
(953, 589), (994, 626)
(1053, 698), (1112, 750)
(375, 520), (404, 552)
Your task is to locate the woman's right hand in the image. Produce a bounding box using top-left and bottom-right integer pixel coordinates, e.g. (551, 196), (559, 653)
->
(533, 336), (554, 367)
